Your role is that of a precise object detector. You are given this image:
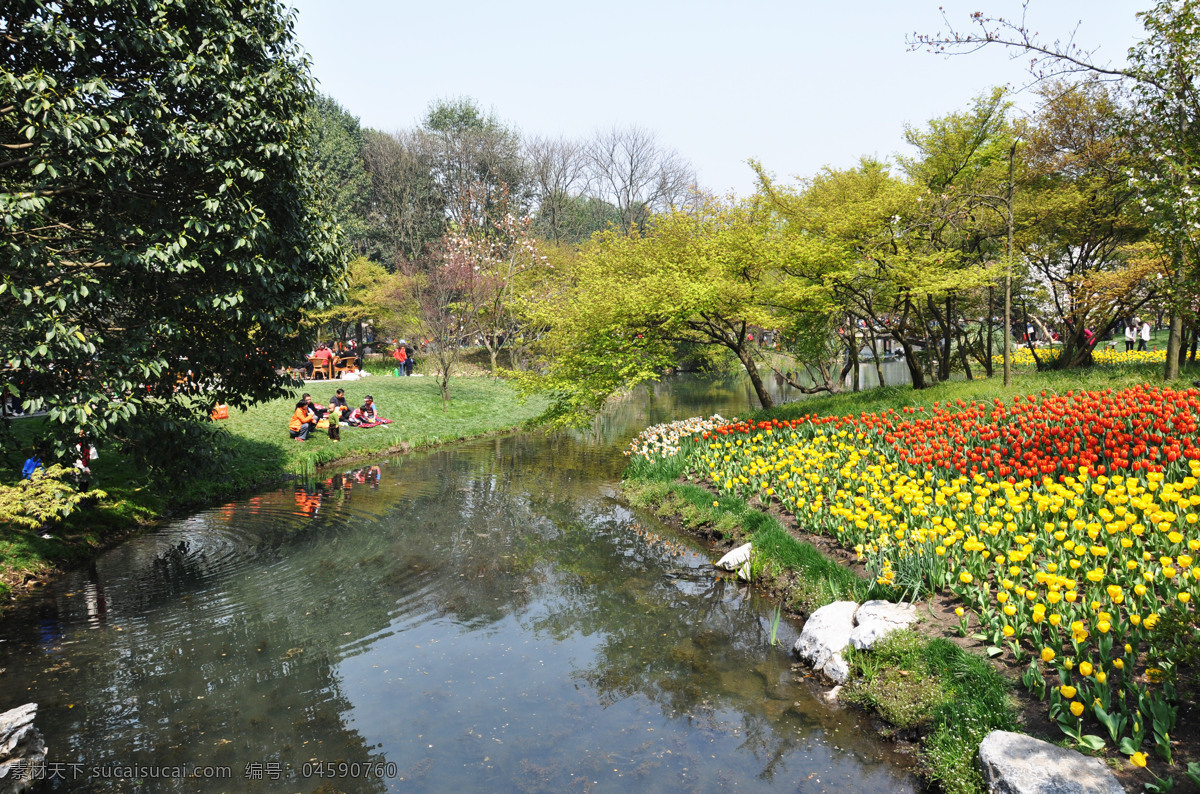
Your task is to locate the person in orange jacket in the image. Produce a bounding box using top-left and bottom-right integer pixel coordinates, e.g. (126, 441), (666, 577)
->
(288, 393), (318, 441)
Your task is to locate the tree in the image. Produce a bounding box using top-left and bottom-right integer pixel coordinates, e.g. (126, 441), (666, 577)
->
(759, 159), (1000, 390)
(525, 134), (588, 243)
(1017, 79), (1152, 368)
(401, 243), (473, 412)
(449, 203), (549, 372)
(911, 1), (1200, 380)
(585, 126), (696, 234)
(422, 97), (529, 231)
(520, 196), (786, 425)
(898, 88), (1015, 382)
(308, 94), (371, 255)
(1, 0), (345, 457)
(360, 128), (446, 267)
(311, 257), (409, 349)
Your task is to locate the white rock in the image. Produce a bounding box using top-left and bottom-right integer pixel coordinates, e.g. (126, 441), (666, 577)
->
(792, 600), (858, 683)
(822, 685), (843, 706)
(823, 652), (851, 684)
(850, 600), (919, 650)
(977, 730), (1124, 794)
(0, 702), (45, 794)
(736, 560), (752, 581)
(715, 543), (752, 572)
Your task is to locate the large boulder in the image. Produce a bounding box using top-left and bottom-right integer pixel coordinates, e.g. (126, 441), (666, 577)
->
(0, 703), (45, 794)
(792, 600), (858, 684)
(977, 730), (1124, 794)
(849, 600), (919, 650)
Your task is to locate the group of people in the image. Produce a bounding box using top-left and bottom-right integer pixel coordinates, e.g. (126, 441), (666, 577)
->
(288, 389), (390, 442)
(1123, 318), (1153, 351)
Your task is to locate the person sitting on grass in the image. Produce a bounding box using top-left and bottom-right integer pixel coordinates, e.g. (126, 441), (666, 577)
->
(361, 395), (377, 422)
(288, 393), (318, 442)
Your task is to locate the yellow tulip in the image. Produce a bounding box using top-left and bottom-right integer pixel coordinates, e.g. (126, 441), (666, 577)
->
(1059, 685), (1077, 698)
(1079, 661), (1094, 677)
(1070, 701), (1084, 717)
(1041, 648), (1056, 663)
(1130, 752), (1147, 767)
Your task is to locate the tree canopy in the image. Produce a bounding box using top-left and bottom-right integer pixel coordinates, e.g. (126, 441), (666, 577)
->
(1, 0), (345, 451)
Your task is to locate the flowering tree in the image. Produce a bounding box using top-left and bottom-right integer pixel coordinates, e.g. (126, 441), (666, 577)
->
(446, 208), (549, 372)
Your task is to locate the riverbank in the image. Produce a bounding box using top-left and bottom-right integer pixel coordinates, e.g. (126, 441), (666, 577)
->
(622, 363), (1200, 794)
(0, 375), (549, 601)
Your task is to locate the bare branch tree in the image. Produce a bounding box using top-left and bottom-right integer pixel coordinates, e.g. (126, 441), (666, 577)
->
(525, 134), (587, 243)
(585, 125), (697, 234)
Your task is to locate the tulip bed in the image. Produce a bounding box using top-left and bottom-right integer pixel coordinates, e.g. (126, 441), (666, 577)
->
(997, 347), (1168, 367)
(637, 385), (1200, 768)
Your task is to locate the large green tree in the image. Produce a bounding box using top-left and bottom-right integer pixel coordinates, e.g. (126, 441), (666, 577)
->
(1, 0), (345, 453)
(520, 196), (787, 425)
(308, 94), (371, 255)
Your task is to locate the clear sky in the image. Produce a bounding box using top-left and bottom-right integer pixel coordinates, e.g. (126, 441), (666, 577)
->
(285, 0), (1145, 196)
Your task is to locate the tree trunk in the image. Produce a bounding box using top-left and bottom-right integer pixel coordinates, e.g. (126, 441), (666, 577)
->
(851, 332), (861, 392)
(734, 344), (774, 409)
(985, 285), (995, 377)
(941, 294), (953, 382)
(869, 333), (886, 388)
(1166, 312), (1183, 382)
(1004, 141), (1016, 387)
(895, 335), (928, 389)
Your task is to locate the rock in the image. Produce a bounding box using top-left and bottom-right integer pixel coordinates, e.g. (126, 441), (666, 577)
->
(850, 600), (919, 650)
(977, 730), (1124, 794)
(0, 703), (45, 794)
(792, 600), (858, 684)
(715, 543), (752, 572)
(822, 685), (843, 706)
(736, 560), (752, 581)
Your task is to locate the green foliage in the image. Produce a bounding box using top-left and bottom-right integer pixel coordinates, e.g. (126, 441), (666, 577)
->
(308, 94), (372, 253)
(1, 0), (346, 457)
(313, 257), (410, 339)
(519, 196), (787, 425)
(0, 465), (105, 529)
(844, 631), (952, 730)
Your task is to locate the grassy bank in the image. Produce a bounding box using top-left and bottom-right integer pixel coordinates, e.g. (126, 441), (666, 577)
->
(619, 363), (1200, 793)
(623, 456), (1019, 793)
(0, 374), (548, 598)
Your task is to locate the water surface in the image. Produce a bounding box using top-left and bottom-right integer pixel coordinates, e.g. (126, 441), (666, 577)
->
(0, 374), (919, 792)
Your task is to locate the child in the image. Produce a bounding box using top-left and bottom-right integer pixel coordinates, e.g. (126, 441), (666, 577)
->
(327, 393), (344, 441)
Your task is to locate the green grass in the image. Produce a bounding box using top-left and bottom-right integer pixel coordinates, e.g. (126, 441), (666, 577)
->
(624, 465), (876, 613)
(0, 374), (548, 596)
(843, 630), (1016, 794)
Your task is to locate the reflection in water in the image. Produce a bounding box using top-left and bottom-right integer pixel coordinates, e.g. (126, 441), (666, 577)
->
(0, 374), (918, 792)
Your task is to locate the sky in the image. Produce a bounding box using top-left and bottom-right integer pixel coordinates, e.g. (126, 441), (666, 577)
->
(284, 0), (1146, 196)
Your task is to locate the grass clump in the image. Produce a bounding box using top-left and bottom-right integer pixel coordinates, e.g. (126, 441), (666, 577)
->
(844, 629), (1017, 794)
(843, 630), (952, 730)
